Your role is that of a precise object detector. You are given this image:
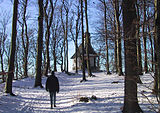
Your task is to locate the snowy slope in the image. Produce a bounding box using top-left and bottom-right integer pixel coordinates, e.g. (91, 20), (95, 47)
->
(0, 72), (158, 113)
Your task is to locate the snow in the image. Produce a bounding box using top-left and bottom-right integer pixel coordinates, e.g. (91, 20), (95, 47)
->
(0, 72), (158, 113)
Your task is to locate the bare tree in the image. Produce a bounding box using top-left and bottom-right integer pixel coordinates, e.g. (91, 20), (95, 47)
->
(98, 0), (111, 74)
(81, 0), (86, 81)
(18, 0), (29, 78)
(122, 0), (143, 112)
(70, 0), (81, 74)
(154, 0), (160, 111)
(0, 10), (10, 82)
(136, 1), (143, 75)
(60, 0), (70, 73)
(5, 0), (18, 96)
(143, 0), (148, 73)
(44, 0), (57, 76)
(153, 1), (158, 94)
(51, 14), (62, 72)
(113, 16), (118, 73)
(34, 0), (43, 88)
(114, 0), (122, 76)
(84, 0), (92, 77)
(148, 23), (154, 72)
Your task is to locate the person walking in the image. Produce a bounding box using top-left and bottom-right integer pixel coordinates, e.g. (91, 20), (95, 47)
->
(46, 71), (59, 109)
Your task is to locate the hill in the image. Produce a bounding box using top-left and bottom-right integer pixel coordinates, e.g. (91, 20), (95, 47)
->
(0, 72), (157, 113)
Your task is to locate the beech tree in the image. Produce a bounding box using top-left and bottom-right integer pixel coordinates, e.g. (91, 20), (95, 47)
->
(153, 0), (158, 95)
(70, 0), (81, 74)
(34, 0), (43, 88)
(98, 0), (110, 74)
(143, 0), (148, 73)
(122, 0), (143, 112)
(60, 0), (70, 73)
(44, 0), (57, 76)
(5, 0), (18, 96)
(81, 0), (86, 81)
(18, 0), (29, 78)
(84, 0), (92, 77)
(51, 17), (61, 72)
(114, 0), (122, 76)
(136, 1), (143, 75)
(155, 0), (160, 111)
(0, 11), (10, 82)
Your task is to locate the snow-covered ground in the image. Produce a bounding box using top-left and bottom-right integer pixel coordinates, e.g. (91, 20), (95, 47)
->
(0, 72), (158, 113)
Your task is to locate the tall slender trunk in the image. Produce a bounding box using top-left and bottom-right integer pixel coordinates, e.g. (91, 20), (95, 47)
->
(143, 0), (148, 73)
(61, 46), (64, 72)
(136, 2), (143, 75)
(53, 32), (57, 72)
(34, 0), (43, 88)
(155, 0), (160, 111)
(0, 54), (5, 82)
(60, 4), (68, 73)
(45, 30), (50, 75)
(21, 0), (29, 78)
(114, 16), (118, 73)
(81, 0), (86, 81)
(63, 38), (66, 72)
(44, 0), (55, 76)
(15, 50), (19, 80)
(44, 0), (49, 76)
(5, 0), (18, 95)
(65, 11), (69, 73)
(148, 25), (154, 72)
(104, 0), (110, 74)
(84, 0), (92, 77)
(75, 37), (78, 73)
(114, 0), (122, 76)
(75, 6), (80, 73)
(153, 18), (158, 94)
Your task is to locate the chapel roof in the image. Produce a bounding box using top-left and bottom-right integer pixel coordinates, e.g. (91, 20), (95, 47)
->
(71, 43), (97, 59)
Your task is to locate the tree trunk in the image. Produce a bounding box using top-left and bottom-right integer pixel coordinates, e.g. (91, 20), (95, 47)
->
(135, 1), (143, 84)
(5, 0), (18, 95)
(60, 4), (68, 73)
(153, 19), (158, 95)
(122, 0), (143, 112)
(155, 0), (160, 111)
(53, 32), (57, 72)
(84, 0), (92, 77)
(61, 46), (64, 72)
(34, 0), (43, 88)
(65, 11), (69, 73)
(0, 53), (5, 82)
(15, 50), (19, 80)
(81, 0), (86, 81)
(21, 0), (29, 78)
(75, 5), (80, 74)
(148, 25), (154, 72)
(114, 0), (122, 76)
(114, 16), (118, 73)
(143, 0), (148, 73)
(104, 0), (110, 74)
(75, 37), (78, 73)
(136, 2), (143, 75)
(44, 0), (55, 76)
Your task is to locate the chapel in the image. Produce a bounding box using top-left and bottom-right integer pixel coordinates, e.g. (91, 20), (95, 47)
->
(71, 33), (99, 71)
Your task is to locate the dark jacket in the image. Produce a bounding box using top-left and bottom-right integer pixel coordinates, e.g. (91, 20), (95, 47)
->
(46, 75), (59, 93)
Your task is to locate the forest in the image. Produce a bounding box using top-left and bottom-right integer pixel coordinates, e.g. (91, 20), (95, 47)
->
(0, 0), (160, 113)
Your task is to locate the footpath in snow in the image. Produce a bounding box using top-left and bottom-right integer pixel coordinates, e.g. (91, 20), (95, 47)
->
(0, 72), (158, 113)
